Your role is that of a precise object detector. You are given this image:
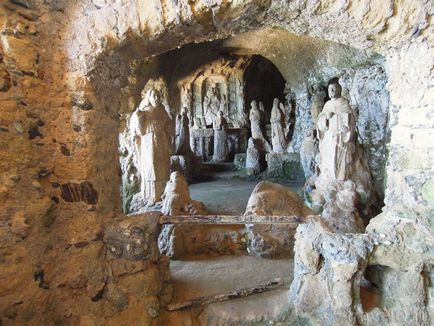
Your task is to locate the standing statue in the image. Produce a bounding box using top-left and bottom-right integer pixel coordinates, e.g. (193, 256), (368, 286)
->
(249, 100), (264, 140)
(175, 107), (191, 155)
(204, 83), (226, 126)
(316, 82), (356, 186)
(130, 89), (174, 206)
(212, 110), (229, 162)
(270, 98), (287, 153)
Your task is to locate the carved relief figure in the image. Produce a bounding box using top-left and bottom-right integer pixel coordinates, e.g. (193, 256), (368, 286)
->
(175, 107), (191, 155)
(270, 98), (287, 153)
(212, 110), (229, 162)
(130, 89), (174, 206)
(316, 83), (356, 184)
(204, 83), (226, 125)
(161, 171), (190, 215)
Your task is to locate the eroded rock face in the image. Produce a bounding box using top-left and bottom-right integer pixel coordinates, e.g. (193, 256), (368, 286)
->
(288, 217), (375, 325)
(0, 0), (433, 325)
(244, 181), (313, 258)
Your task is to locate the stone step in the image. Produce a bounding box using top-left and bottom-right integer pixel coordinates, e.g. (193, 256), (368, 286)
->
(202, 162), (236, 172)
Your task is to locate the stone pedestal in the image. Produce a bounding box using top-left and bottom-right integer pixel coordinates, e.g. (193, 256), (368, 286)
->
(190, 127), (248, 162)
(170, 154), (202, 183)
(233, 153), (246, 170)
(266, 152), (305, 181)
(190, 128), (213, 161)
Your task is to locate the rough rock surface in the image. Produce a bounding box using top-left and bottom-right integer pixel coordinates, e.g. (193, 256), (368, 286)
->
(244, 181), (313, 258)
(0, 0), (433, 325)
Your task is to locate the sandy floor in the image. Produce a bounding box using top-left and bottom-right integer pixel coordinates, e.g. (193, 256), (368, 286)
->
(163, 255), (294, 325)
(170, 255), (294, 303)
(189, 176), (303, 215)
(163, 175), (299, 324)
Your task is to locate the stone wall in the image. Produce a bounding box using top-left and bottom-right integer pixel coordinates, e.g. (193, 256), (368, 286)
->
(0, 0), (433, 324)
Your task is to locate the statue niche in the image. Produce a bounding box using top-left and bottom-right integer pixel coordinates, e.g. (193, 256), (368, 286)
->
(312, 82), (376, 220)
(316, 83), (356, 185)
(130, 89), (174, 206)
(203, 83), (227, 126)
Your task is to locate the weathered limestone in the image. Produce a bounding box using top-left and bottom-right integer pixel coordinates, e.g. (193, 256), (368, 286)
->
(204, 83), (226, 126)
(212, 111), (229, 162)
(288, 217), (375, 325)
(161, 172), (191, 216)
(270, 98), (287, 154)
(1, 0), (433, 325)
(174, 107), (191, 156)
(245, 137), (263, 176)
(244, 181), (313, 258)
(312, 82), (376, 218)
(249, 100), (264, 140)
(158, 172), (207, 257)
(300, 130), (318, 179)
(130, 89), (174, 206)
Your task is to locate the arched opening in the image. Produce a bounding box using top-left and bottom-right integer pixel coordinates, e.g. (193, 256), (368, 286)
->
(108, 28), (391, 322)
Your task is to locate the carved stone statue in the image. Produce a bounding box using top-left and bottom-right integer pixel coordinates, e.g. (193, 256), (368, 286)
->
(175, 107), (191, 155)
(316, 83), (356, 186)
(212, 110), (229, 162)
(300, 130), (318, 179)
(249, 100), (264, 140)
(270, 98), (287, 153)
(237, 108), (249, 128)
(204, 83), (226, 126)
(161, 171), (190, 215)
(130, 89), (173, 206)
(246, 137), (262, 175)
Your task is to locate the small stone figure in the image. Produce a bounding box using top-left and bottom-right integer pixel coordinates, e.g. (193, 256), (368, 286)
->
(246, 137), (262, 176)
(212, 110), (229, 162)
(175, 107), (191, 155)
(270, 98), (287, 153)
(300, 130), (318, 179)
(130, 89), (173, 206)
(161, 171), (190, 215)
(316, 82), (356, 185)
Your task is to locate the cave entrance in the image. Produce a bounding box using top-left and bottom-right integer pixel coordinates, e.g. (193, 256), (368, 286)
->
(114, 29), (389, 322)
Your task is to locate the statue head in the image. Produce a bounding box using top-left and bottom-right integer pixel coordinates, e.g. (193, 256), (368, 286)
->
(248, 137), (255, 148)
(170, 171), (181, 183)
(273, 98), (279, 108)
(150, 89), (162, 107)
(328, 83), (342, 99)
(250, 100), (257, 110)
(218, 110), (224, 117)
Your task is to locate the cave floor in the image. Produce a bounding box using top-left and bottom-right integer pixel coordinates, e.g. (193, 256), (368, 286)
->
(189, 171), (304, 215)
(162, 255), (294, 325)
(161, 171), (300, 324)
